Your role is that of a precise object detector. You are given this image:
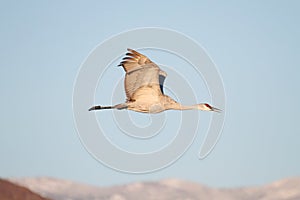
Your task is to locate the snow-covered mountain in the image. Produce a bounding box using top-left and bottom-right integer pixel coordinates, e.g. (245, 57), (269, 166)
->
(8, 177), (300, 200)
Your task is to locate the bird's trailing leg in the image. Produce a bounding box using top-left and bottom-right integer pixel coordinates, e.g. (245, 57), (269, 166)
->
(88, 105), (112, 111)
(114, 103), (128, 110)
(88, 103), (128, 111)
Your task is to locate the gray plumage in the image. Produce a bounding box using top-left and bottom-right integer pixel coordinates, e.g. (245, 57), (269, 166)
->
(89, 48), (220, 113)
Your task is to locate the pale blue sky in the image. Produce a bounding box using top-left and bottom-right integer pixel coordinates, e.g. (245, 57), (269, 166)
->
(0, 1), (299, 188)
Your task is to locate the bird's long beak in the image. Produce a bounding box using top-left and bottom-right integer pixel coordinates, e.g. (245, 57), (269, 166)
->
(211, 107), (222, 113)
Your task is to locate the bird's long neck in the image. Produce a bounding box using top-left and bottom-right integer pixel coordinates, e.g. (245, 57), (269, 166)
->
(174, 103), (198, 110)
(170, 103), (199, 110)
(163, 96), (199, 111)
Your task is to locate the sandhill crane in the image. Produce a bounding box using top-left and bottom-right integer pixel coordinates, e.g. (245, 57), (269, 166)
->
(89, 48), (221, 113)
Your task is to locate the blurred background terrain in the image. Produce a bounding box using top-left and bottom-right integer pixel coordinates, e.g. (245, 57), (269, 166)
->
(2, 177), (300, 200)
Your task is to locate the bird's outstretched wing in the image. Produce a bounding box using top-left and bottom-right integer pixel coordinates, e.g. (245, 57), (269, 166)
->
(118, 48), (167, 101)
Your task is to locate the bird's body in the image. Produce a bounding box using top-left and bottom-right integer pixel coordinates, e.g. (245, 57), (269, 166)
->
(127, 93), (176, 113)
(89, 49), (220, 113)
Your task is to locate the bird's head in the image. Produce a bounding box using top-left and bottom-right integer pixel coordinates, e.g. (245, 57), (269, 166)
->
(198, 103), (222, 112)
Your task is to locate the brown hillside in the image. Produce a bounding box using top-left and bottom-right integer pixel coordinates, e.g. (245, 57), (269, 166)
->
(0, 179), (51, 200)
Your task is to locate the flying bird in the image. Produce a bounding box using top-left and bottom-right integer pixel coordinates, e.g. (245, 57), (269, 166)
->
(89, 48), (221, 113)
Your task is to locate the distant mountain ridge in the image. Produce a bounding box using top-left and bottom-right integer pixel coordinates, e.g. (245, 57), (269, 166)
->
(8, 177), (300, 200)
